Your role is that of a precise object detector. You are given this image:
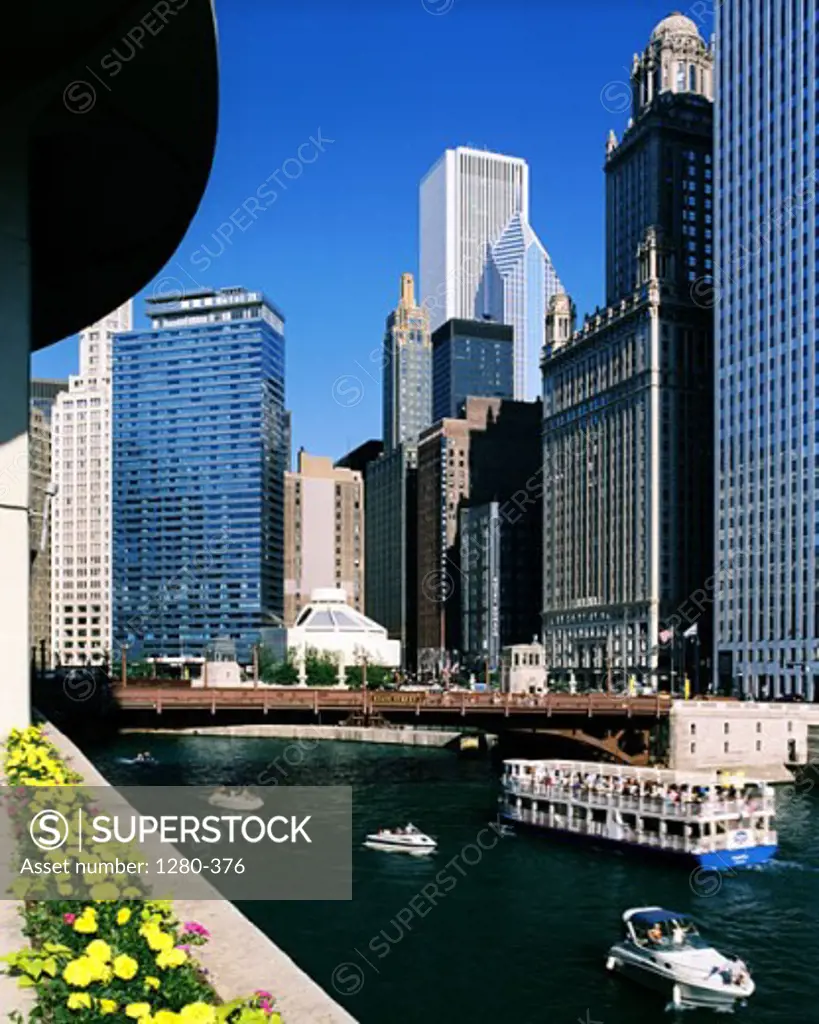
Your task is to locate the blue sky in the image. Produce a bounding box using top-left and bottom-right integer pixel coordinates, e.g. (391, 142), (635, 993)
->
(33, 0), (715, 460)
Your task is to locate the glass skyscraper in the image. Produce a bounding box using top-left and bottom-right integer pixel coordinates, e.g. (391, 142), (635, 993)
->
(432, 318), (514, 422)
(715, 0), (817, 699)
(112, 287), (285, 663)
(419, 146), (562, 401)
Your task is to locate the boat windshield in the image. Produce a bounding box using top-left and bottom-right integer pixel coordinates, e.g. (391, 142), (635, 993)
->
(630, 915), (705, 949)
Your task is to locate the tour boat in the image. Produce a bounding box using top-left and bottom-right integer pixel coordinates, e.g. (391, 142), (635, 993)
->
(207, 788), (264, 812)
(606, 907), (754, 1009)
(363, 823), (437, 855)
(499, 758), (777, 869)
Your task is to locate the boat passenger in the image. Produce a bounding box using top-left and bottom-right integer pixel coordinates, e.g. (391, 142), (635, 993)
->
(647, 923), (663, 945)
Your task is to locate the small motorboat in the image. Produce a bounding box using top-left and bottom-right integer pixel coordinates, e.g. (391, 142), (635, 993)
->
(119, 752), (157, 767)
(364, 823), (437, 856)
(606, 907), (754, 1009)
(207, 788), (264, 812)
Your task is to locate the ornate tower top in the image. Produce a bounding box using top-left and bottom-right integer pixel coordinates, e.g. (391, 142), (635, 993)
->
(399, 272), (416, 308)
(544, 292), (575, 353)
(629, 11), (713, 120)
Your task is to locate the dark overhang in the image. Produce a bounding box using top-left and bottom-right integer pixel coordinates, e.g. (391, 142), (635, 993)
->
(2, 0), (219, 350)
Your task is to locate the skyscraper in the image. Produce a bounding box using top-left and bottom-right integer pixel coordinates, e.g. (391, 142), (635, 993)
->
(111, 288), (286, 663)
(541, 14), (714, 691)
(419, 146), (562, 400)
(382, 273), (432, 451)
(52, 301), (133, 666)
(284, 452), (364, 626)
(714, 1), (816, 699)
(432, 318), (514, 421)
(29, 379), (66, 669)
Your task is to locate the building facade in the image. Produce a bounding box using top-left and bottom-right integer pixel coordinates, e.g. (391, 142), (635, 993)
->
(284, 452), (364, 626)
(607, 14), (715, 305)
(460, 399), (543, 671)
(714, 0), (819, 699)
(419, 146), (562, 400)
(111, 288), (286, 663)
(28, 379), (66, 669)
(383, 273), (432, 451)
(365, 443), (417, 665)
(432, 317), (514, 422)
(416, 397), (539, 672)
(51, 301), (132, 666)
(542, 14), (714, 690)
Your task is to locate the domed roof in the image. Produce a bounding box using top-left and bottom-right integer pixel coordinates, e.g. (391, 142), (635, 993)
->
(651, 12), (701, 40)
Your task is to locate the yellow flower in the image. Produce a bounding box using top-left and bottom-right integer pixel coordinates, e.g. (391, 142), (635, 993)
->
(145, 976), (161, 990)
(142, 925), (174, 953)
(63, 957), (94, 987)
(154, 1012), (181, 1024)
(155, 947), (187, 970)
(73, 911), (97, 934)
(113, 953), (139, 980)
(179, 1005), (216, 1024)
(99, 999), (118, 1015)
(125, 1004), (153, 1019)
(117, 907), (132, 925)
(67, 992), (92, 1010)
(85, 939), (112, 963)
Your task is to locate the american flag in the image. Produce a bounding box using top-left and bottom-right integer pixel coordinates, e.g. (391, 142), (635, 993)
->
(659, 627), (674, 644)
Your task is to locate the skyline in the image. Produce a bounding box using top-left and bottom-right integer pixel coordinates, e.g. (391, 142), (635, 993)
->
(32, 0), (716, 460)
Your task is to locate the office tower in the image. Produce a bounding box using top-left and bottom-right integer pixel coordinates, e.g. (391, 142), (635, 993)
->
(383, 273), (432, 451)
(284, 452), (364, 626)
(606, 14), (714, 304)
(52, 301), (133, 666)
(459, 400), (543, 671)
(112, 288), (286, 663)
(417, 397), (539, 671)
(419, 146), (562, 400)
(336, 439), (384, 480)
(29, 379), (66, 669)
(432, 317), (514, 421)
(541, 13), (714, 691)
(714, 2), (815, 698)
(365, 443), (418, 666)
(283, 410), (292, 473)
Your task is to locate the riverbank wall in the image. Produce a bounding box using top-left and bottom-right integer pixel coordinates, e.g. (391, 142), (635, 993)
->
(4, 720), (357, 1024)
(120, 723), (484, 748)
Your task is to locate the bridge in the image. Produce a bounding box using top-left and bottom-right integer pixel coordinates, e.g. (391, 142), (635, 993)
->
(110, 685), (677, 764)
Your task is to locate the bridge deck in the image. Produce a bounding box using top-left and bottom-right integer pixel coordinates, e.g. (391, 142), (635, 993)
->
(112, 686), (674, 718)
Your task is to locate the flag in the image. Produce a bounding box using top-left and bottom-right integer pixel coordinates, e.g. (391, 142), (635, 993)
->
(683, 624), (698, 639)
(659, 627), (674, 644)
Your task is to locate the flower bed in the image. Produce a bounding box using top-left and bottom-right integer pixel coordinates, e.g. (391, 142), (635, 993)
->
(1, 726), (281, 1023)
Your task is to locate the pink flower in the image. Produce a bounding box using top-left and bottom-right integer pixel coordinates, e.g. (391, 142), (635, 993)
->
(63, 913), (76, 924)
(183, 921), (210, 937)
(259, 999), (272, 1012)
(255, 991), (272, 999)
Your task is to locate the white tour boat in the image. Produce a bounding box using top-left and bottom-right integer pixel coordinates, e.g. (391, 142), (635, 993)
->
(207, 788), (264, 812)
(606, 907), (754, 1009)
(500, 759), (777, 870)
(364, 823), (437, 856)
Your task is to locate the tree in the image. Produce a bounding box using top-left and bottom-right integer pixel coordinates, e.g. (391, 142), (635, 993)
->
(305, 647), (338, 686)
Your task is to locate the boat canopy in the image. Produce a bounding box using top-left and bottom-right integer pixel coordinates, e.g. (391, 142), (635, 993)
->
(626, 907), (690, 927)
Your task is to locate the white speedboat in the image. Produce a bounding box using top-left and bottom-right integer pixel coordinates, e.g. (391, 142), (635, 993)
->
(207, 788), (264, 812)
(364, 823), (437, 856)
(606, 907), (754, 1009)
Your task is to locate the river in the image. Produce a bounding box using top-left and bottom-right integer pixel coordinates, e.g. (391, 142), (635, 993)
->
(83, 733), (819, 1023)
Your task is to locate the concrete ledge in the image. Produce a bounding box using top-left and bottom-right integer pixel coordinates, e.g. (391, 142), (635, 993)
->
(121, 723), (466, 747)
(14, 721), (357, 1024)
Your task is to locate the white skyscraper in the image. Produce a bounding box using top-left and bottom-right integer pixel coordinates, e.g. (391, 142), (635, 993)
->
(51, 300), (133, 666)
(419, 146), (561, 400)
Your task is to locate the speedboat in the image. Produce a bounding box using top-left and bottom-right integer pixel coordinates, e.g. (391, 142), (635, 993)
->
(606, 907), (754, 1009)
(207, 788), (264, 812)
(363, 823), (437, 856)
